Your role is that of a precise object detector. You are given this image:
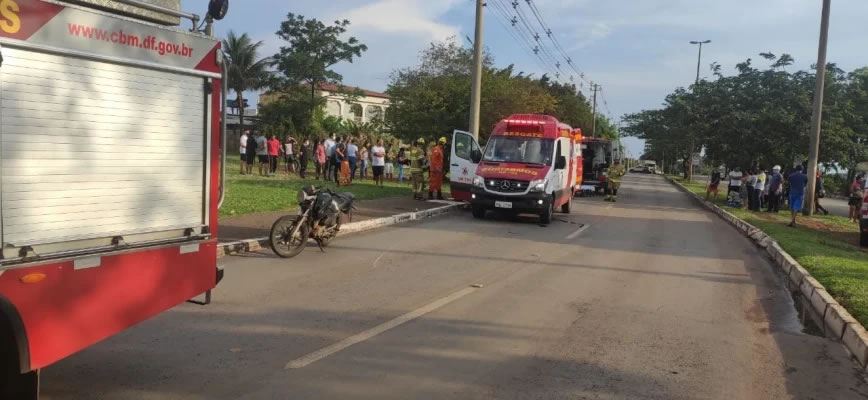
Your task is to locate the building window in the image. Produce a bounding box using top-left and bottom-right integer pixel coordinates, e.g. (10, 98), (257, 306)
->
(326, 101), (341, 117)
(365, 105), (384, 122)
(350, 104), (363, 123)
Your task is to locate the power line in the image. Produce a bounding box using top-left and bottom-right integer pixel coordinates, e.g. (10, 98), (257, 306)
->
(487, 0), (552, 75)
(488, 0), (567, 84)
(524, 0), (591, 86)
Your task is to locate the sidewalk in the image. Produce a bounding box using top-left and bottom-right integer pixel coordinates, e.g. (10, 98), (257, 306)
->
(218, 196), (453, 242)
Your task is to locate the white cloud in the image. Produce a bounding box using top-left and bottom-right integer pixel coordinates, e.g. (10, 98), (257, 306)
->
(340, 0), (462, 41)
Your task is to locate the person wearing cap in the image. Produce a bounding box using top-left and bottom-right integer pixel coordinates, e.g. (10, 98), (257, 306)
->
(604, 159), (626, 202)
(428, 137), (447, 200)
(409, 138), (426, 200)
(766, 165), (784, 213)
(787, 165), (808, 227)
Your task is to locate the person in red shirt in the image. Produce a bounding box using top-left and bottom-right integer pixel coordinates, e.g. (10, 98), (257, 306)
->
(267, 134), (281, 175)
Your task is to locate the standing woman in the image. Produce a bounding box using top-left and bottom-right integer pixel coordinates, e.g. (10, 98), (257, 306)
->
(315, 138), (327, 180)
(346, 138), (359, 182)
(359, 141), (370, 181)
(850, 175), (863, 222)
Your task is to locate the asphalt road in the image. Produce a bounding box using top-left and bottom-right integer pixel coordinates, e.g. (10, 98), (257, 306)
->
(41, 175), (868, 399)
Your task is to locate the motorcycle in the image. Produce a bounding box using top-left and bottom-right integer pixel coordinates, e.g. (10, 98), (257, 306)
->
(270, 185), (355, 258)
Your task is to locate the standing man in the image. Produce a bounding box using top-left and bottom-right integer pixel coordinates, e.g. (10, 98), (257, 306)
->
(727, 167), (743, 199)
(385, 145), (395, 181)
(409, 138), (426, 200)
(267, 134), (281, 175)
(604, 159), (626, 202)
(767, 165), (783, 213)
(255, 131), (268, 176)
(787, 165), (808, 227)
(316, 138), (327, 180)
(346, 138), (359, 182)
(299, 138), (311, 179)
(371, 139), (386, 186)
(428, 137), (446, 200)
(239, 130), (249, 175)
(756, 168), (767, 210)
(245, 130), (257, 175)
(324, 133), (336, 181)
(706, 167), (722, 202)
(284, 136), (296, 174)
(396, 146), (407, 184)
(333, 137), (346, 184)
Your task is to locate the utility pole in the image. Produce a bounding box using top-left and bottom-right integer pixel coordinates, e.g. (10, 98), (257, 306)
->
(804, 0), (832, 216)
(591, 83), (599, 138)
(468, 0), (485, 141)
(688, 40), (711, 183)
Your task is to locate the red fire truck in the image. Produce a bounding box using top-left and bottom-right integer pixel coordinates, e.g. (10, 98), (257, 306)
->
(0, 1), (229, 397)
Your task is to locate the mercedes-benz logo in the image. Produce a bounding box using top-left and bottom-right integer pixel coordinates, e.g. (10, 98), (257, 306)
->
(500, 180), (511, 191)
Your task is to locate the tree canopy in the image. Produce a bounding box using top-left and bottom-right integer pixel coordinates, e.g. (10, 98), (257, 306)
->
(623, 53), (868, 181)
(269, 13), (368, 131)
(385, 38), (617, 144)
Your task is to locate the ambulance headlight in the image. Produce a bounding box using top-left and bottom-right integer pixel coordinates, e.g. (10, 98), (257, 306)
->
(472, 176), (485, 188)
(529, 179), (547, 192)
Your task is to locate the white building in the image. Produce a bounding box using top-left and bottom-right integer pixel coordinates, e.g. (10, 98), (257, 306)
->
(261, 83), (390, 123)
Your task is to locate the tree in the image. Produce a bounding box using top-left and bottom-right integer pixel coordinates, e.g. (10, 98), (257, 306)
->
(223, 31), (270, 131)
(386, 38), (592, 144)
(271, 13), (368, 124)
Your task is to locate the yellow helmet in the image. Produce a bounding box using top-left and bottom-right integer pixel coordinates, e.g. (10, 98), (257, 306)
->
(439, 137), (447, 144)
(416, 138), (426, 145)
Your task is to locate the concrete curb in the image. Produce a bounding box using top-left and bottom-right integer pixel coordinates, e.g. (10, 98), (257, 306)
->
(217, 203), (463, 258)
(665, 176), (868, 370)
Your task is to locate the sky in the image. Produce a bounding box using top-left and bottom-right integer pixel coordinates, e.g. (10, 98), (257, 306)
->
(183, 0), (868, 157)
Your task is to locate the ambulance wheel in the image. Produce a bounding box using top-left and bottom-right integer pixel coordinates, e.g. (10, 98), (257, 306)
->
(472, 205), (486, 219)
(561, 195), (572, 214)
(540, 196), (554, 225)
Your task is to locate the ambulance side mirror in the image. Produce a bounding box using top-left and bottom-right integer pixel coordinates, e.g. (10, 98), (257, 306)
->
(471, 150), (482, 164)
(555, 156), (567, 170)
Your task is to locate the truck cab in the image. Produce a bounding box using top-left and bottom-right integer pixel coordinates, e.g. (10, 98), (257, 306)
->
(451, 114), (577, 224)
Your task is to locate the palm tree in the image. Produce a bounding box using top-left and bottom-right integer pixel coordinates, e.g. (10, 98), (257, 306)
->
(223, 31), (270, 131)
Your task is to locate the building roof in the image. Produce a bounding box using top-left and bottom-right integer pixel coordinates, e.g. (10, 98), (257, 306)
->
(317, 83), (390, 99)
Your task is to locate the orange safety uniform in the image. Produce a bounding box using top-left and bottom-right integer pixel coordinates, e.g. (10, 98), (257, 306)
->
(429, 145), (444, 191)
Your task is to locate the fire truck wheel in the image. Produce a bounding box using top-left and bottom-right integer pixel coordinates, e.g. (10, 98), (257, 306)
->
(472, 205), (486, 219)
(540, 195), (554, 225)
(0, 314), (30, 399)
(561, 194), (572, 214)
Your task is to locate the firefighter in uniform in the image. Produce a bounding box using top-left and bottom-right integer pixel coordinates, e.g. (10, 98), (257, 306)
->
(409, 138), (426, 200)
(605, 159), (626, 202)
(429, 137), (446, 200)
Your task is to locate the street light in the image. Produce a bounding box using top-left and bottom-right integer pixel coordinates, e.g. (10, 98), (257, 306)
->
(690, 40), (711, 84)
(687, 40), (711, 182)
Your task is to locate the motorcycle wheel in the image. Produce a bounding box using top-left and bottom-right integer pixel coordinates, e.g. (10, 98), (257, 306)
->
(270, 216), (310, 258)
(319, 215), (342, 248)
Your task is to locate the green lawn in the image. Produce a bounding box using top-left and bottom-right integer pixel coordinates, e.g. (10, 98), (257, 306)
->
(221, 158), (415, 217)
(670, 176), (868, 326)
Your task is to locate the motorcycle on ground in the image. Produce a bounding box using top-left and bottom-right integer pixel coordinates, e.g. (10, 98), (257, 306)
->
(270, 185), (355, 258)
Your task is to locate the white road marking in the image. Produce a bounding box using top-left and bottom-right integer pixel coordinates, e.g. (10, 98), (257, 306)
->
(284, 287), (478, 369)
(566, 224), (590, 240)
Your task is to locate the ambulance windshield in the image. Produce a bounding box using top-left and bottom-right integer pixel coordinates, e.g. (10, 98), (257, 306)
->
(483, 136), (554, 166)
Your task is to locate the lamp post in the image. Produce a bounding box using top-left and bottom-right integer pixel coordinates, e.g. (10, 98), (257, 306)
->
(687, 40), (711, 182)
(804, 0), (832, 216)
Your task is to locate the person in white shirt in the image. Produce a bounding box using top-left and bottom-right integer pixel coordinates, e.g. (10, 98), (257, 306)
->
(324, 133), (336, 180)
(239, 130), (249, 175)
(728, 167), (743, 197)
(371, 139), (386, 186)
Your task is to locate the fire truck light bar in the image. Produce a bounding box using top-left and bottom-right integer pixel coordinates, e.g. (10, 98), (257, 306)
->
(504, 119), (545, 125)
